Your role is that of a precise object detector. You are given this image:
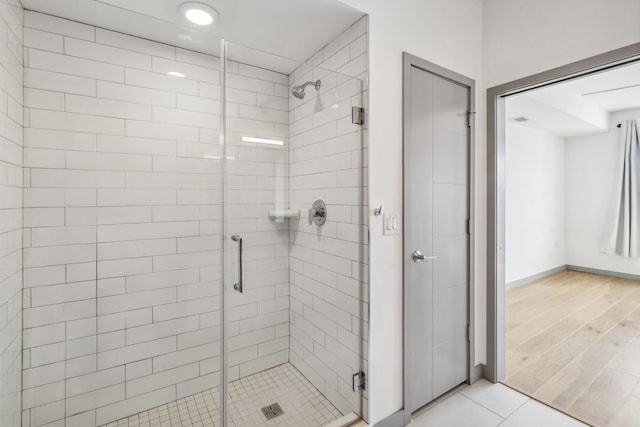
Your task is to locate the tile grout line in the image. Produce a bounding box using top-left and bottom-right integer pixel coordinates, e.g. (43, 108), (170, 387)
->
(455, 391), (508, 422)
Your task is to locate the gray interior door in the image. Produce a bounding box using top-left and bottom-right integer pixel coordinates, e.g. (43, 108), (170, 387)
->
(404, 63), (470, 413)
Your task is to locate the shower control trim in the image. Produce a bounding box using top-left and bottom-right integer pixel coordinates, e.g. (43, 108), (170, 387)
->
(309, 200), (327, 226)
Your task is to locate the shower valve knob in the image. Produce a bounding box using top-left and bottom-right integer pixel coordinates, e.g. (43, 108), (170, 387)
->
(309, 200), (327, 226)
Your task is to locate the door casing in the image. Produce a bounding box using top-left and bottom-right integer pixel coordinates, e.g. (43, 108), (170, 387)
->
(484, 43), (640, 383)
(485, 42), (640, 383)
(402, 52), (477, 425)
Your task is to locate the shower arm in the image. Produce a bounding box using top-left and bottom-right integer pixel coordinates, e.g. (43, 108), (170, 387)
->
(300, 80), (321, 91)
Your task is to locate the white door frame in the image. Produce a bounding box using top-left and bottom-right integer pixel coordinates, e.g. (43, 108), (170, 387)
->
(485, 42), (640, 383)
(402, 52), (477, 426)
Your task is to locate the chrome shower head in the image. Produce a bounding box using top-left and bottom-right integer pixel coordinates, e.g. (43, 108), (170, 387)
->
(291, 85), (306, 99)
(291, 80), (321, 99)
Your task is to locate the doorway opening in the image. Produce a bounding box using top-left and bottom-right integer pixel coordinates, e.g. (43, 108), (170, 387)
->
(487, 43), (640, 427)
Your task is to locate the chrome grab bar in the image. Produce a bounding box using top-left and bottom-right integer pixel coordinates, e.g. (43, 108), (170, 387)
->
(231, 235), (243, 293)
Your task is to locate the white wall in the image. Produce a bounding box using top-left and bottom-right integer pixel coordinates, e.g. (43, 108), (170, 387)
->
(337, 0), (484, 423)
(0, 1), (23, 426)
(565, 108), (640, 275)
(335, 0), (640, 423)
(505, 121), (566, 284)
(483, 0), (640, 88)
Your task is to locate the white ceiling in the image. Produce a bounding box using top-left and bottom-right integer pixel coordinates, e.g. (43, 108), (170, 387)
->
(21, 0), (365, 74)
(507, 61), (640, 138)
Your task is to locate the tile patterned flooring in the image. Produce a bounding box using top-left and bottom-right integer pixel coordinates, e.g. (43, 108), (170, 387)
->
(411, 379), (586, 427)
(102, 363), (342, 427)
(100, 375), (584, 427)
(504, 270), (640, 426)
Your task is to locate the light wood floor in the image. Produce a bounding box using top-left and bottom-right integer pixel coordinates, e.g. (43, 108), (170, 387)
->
(504, 270), (640, 427)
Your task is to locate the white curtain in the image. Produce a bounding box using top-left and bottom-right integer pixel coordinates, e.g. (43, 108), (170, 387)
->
(603, 119), (640, 258)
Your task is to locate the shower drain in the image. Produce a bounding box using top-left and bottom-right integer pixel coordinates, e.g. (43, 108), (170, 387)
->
(261, 402), (284, 420)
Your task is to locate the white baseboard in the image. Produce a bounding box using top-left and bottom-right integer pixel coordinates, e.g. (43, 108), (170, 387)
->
(506, 265), (567, 290)
(567, 265), (640, 281)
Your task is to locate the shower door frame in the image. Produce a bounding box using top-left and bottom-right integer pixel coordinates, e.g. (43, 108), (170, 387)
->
(219, 38), (230, 427)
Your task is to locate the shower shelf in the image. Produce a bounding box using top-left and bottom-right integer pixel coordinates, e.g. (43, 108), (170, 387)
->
(268, 209), (300, 220)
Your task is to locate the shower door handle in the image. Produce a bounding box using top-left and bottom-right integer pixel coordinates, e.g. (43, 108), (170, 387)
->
(231, 235), (244, 293)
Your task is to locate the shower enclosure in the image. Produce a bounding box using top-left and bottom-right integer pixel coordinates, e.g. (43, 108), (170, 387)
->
(0, 2), (370, 426)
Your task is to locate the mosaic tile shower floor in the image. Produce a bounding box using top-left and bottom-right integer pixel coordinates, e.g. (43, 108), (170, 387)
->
(101, 363), (342, 427)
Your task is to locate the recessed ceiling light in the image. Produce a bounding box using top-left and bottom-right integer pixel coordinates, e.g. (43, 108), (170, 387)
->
(179, 2), (219, 26)
(167, 71), (186, 78)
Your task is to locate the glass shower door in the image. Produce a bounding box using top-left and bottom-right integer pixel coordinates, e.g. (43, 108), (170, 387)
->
(221, 40), (369, 426)
(220, 39), (292, 426)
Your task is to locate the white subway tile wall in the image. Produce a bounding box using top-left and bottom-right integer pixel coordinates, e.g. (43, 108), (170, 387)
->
(22, 11), (290, 426)
(0, 1), (23, 426)
(288, 16), (369, 418)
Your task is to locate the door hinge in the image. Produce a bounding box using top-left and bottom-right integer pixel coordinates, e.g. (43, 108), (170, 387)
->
(466, 219), (471, 235)
(467, 110), (476, 128)
(466, 325), (471, 342)
(352, 107), (365, 125)
(352, 371), (366, 392)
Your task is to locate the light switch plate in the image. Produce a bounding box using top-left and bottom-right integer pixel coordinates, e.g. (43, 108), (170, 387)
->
(383, 213), (400, 235)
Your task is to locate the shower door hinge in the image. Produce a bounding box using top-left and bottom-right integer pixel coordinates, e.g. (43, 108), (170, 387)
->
(352, 107), (365, 125)
(466, 219), (471, 235)
(352, 371), (366, 392)
(466, 325), (471, 342)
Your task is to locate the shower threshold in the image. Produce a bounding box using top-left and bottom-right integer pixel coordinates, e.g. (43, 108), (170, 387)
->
(101, 363), (344, 427)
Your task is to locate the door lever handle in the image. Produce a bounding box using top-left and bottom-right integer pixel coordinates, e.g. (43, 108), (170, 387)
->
(412, 250), (436, 263)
